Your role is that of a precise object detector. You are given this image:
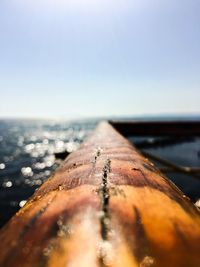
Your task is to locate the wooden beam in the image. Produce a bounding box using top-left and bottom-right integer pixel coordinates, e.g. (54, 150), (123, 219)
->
(0, 122), (199, 267)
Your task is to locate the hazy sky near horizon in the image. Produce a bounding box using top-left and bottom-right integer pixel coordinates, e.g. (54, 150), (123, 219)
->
(0, 0), (200, 119)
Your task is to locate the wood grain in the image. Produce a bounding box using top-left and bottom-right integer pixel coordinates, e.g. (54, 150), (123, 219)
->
(0, 122), (199, 267)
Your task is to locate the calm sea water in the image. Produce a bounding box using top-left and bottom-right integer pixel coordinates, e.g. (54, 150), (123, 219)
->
(0, 118), (200, 228)
(0, 119), (97, 227)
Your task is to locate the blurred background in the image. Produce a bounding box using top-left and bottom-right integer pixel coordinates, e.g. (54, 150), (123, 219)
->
(0, 0), (200, 118)
(0, 0), (200, 227)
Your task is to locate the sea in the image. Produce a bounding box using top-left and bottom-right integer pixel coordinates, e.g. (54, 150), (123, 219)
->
(0, 118), (200, 228)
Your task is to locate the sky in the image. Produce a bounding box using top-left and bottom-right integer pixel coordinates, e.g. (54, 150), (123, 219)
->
(0, 0), (200, 119)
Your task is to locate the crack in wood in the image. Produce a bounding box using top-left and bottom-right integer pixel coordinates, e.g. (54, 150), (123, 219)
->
(94, 147), (102, 164)
(99, 159), (111, 266)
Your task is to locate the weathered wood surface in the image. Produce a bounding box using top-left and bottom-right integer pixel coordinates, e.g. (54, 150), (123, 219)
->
(0, 122), (200, 267)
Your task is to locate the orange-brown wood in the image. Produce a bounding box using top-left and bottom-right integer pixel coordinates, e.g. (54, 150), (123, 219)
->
(0, 122), (199, 267)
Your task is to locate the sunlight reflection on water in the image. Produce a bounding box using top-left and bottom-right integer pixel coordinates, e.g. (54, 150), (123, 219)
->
(0, 119), (97, 226)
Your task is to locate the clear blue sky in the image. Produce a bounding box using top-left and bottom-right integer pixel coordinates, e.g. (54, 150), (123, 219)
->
(0, 0), (200, 119)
